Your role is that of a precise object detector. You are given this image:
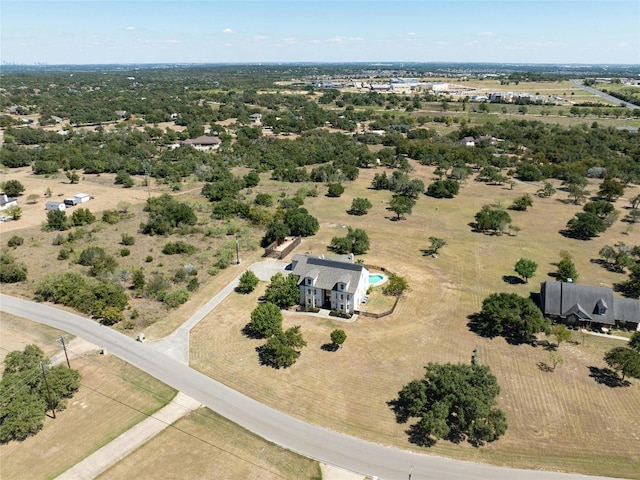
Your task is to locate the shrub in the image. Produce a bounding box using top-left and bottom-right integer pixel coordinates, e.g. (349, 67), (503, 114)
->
(162, 241), (197, 255)
(162, 288), (189, 308)
(187, 277), (200, 292)
(426, 179), (459, 198)
(57, 247), (72, 260)
(0, 252), (27, 283)
(145, 255), (153, 263)
(120, 233), (135, 245)
(7, 235), (24, 247)
(254, 193), (274, 207)
(327, 183), (345, 198)
(237, 270), (260, 294)
(120, 248), (131, 257)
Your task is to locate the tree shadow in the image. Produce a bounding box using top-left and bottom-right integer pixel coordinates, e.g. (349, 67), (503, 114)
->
(386, 398), (411, 424)
(559, 228), (595, 241)
(590, 258), (626, 274)
(588, 366), (630, 388)
(502, 275), (524, 285)
(535, 339), (557, 351)
(241, 323), (263, 339)
(321, 342), (339, 352)
(467, 313), (498, 339)
(537, 361), (554, 373)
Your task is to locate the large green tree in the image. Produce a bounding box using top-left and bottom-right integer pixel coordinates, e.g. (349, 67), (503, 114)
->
(474, 204), (511, 235)
(476, 292), (550, 341)
(264, 272), (299, 309)
(565, 212), (607, 239)
(604, 347), (640, 382)
(259, 326), (307, 368)
(348, 197), (372, 216)
(514, 258), (537, 283)
(0, 345), (81, 443)
(598, 178), (624, 201)
(248, 302), (283, 338)
(236, 270), (259, 294)
(2, 180), (25, 197)
(330, 227), (370, 255)
(389, 195), (416, 220)
(391, 362), (507, 447)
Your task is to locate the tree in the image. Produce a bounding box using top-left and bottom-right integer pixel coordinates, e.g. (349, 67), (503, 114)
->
(391, 363), (507, 447)
(536, 181), (556, 198)
(604, 347), (640, 381)
(556, 256), (579, 283)
(44, 210), (68, 231)
(583, 200), (615, 219)
(70, 208), (96, 226)
(330, 329), (347, 349)
(382, 273), (409, 297)
(629, 332), (640, 354)
(141, 194), (196, 236)
(327, 183), (345, 197)
(474, 204), (511, 235)
(26, 193), (40, 204)
(348, 197), (372, 215)
(598, 178), (624, 201)
(264, 272), (299, 309)
(283, 207), (319, 237)
(65, 170), (80, 184)
(426, 179), (459, 199)
(0, 345), (81, 443)
(425, 237), (446, 256)
(389, 195), (416, 220)
(514, 258), (537, 283)
(237, 270), (259, 294)
(330, 227), (370, 255)
(249, 302), (283, 338)
(132, 268), (145, 294)
(549, 352), (564, 372)
(565, 212), (606, 239)
(259, 326), (307, 368)
(567, 184), (589, 205)
(511, 194), (533, 211)
(261, 221), (290, 247)
(476, 292), (550, 340)
(0, 252), (28, 283)
(550, 324), (572, 348)
(6, 205), (22, 220)
(2, 180), (24, 197)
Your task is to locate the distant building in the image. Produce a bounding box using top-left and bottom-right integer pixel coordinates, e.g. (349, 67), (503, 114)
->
(74, 193), (91, 204)
(249, 113), (262, 123)
(45, 201), (66, 211)
(183, 135), (222, 151)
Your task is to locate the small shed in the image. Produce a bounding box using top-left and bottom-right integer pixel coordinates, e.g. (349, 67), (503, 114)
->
(45, 201), (66, 211)
(74, 193), (90, 204)
(0, 194), (18, 211)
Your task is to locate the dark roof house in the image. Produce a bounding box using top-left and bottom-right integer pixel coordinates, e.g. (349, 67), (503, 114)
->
(540, 281), (640, 330)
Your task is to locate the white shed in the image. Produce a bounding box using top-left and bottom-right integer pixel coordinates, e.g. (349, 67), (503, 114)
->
(74, 193), (90, 204)
(45, 201), (66, 211)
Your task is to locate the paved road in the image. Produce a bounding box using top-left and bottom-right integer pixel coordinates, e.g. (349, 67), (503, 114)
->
(0, 294), (618, 480)
(570, 79), (639, 110)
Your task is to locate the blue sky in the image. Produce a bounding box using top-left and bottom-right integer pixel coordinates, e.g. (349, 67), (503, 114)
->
(1, 1), (638, 65)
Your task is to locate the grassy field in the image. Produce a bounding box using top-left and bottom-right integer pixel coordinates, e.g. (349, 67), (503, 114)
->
(190, 165), (640, 479)
(97, 407), (321, 480)
(0, 314), (177, 480)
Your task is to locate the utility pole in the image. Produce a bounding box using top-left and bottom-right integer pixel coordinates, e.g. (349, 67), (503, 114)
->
(235, 234), (241, 265)
(40, 362), (56, 419)
(58, 336), (71, 368)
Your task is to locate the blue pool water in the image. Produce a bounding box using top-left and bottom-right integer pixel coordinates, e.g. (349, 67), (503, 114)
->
(369, 274), (385, 285)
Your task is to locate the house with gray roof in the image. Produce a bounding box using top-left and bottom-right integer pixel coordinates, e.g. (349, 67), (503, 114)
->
(183, 135), (221, 151)
(540, 281), (640, 331)
(290, 254), (369, 315)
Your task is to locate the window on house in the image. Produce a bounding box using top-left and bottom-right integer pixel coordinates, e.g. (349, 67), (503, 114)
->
(307, 289), (311, 295)
(340, 294), (344, 300)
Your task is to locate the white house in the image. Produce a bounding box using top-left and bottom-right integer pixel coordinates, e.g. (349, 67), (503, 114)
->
(290, 254), (369, 315)
(0, 194), (18, 211)
(74, 193), (90, 204)
(45, 201), (66, 211)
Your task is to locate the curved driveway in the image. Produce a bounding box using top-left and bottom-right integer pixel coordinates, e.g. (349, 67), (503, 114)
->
(0, 294), (617, 480)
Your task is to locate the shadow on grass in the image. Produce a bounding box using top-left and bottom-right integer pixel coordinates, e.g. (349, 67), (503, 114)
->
(320, 343), (339, 352)
(535, 339), (558, 351)
(241, 323), (264, 340)
(502, 275), (524, 285)
(588, 366), (631, 388)
(537, 361), (554, 373)
(467, 313), (535, 346)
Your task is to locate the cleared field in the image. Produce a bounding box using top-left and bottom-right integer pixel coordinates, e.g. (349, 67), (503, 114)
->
(0, 315), (177, 480)
(97, 407), (321, 480)
(190, 165), (640, 478)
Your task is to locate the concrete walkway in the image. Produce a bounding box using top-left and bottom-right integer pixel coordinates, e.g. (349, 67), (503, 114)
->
(580, 329), (631, 342)
(56, 393), (201, 480)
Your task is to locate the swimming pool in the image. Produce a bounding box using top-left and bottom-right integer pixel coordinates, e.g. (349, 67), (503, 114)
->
(368, 273), (386, 286)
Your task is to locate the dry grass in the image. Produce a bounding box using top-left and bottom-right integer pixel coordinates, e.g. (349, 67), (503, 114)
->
(0, 315), (177, 480)
(190, 165), (640, 479)
(97, 407), (321, 480)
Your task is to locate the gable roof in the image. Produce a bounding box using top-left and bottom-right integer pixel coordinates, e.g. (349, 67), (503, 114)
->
(290, 254), (367, 295)
(541, 281), (640, 325)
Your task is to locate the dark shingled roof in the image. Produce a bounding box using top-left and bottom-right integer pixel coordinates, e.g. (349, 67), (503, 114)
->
(541, 281), (640, 326)
(290, 254), (366, 295)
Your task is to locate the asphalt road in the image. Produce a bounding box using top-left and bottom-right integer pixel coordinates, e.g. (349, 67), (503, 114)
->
(570, 79), (639, 110)
(0, 294), (619, 480)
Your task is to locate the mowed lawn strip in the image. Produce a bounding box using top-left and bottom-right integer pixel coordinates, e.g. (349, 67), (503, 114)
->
(97, 407), (321, 480)
(190, 164), (640, 478)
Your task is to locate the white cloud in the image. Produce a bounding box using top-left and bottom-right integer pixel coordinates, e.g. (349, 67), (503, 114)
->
(222, 28), (233, 34)
(125, 26), (136, 31)
(167, 39), (181, 44)
(616, 41), (629, 47)
(479, 31), (494, 36)
(407, 32), (417, 36)
(254, 35), (268, 41)
(224, 43), (232, 47)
